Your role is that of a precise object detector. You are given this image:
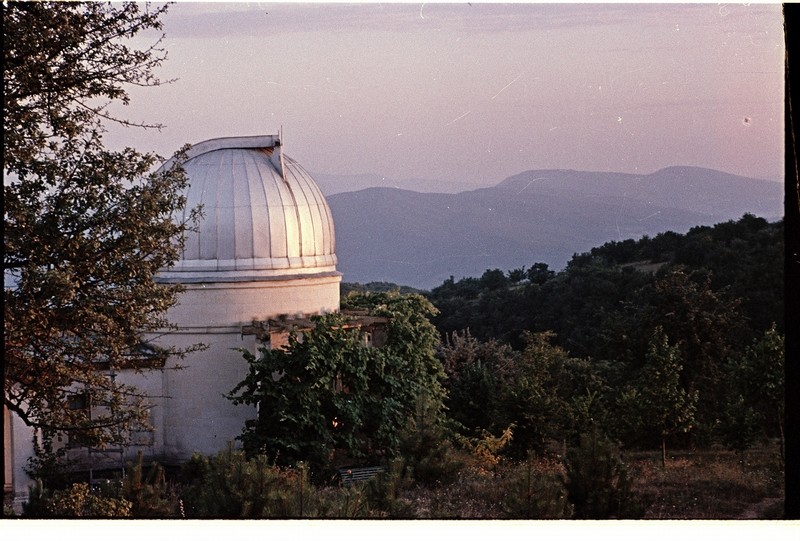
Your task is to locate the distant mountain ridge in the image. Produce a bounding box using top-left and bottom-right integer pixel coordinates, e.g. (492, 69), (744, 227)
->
(313, 172), (489, 195)
(496, 166), (781, 218)
(327, 166), (783, 290)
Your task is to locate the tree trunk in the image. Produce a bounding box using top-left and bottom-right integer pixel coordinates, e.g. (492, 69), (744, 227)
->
(661, 436), (667, 468)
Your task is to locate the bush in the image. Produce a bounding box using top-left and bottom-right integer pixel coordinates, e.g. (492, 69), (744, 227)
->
(24, 481), (132, 518)
(363, 459), (417, 517)
(179, 445), (310, 518)
(396, 397), (464, 486)
(122, 451), (180, 517)
(500, 454), (573, 519)
(24, 431), (74, 490)
(562, 431), (642, 519)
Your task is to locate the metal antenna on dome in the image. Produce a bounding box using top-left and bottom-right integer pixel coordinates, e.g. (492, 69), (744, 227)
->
(276, 125), (286, 181)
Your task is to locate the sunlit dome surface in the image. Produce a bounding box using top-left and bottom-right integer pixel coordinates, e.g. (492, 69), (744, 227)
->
(158, 135), (337, 283)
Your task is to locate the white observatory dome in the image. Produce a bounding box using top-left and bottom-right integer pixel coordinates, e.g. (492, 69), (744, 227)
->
(158, 135), (337, 283)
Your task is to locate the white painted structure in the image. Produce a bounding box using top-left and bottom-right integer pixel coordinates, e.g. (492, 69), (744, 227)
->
(6, 135), (341, 507)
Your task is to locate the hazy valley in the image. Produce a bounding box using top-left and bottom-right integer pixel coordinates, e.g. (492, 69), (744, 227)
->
(325, 166), (783, 290)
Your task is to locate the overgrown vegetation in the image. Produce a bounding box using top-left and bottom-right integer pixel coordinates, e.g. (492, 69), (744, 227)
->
(227, 292), (447, 477)
(21, 440), (782, 519)
(429, 215), (784, 460)
(21, 215), (784, 518)
(6, 0), (783, 521)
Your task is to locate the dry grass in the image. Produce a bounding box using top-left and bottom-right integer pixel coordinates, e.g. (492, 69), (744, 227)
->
(626, 444), (784, 519)
(386, 444), (784, 519)
(395, 456), (571, 519)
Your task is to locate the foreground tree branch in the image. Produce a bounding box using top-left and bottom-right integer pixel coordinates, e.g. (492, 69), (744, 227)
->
(4, 1), (197, 446)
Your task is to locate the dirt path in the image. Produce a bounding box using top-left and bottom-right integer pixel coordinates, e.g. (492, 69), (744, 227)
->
(738, 496), (784, 519)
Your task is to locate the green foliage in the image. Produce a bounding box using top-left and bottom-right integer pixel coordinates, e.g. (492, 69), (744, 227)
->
(441, 330), (515, 438)
(121, 451), (179, 517)
(501, 454), (573, 519)
(443, 330), (610, 457)
(179, 446), (311, 518)
(614, 328), (698, 461)
(503, 332), (610, 456)
(720, 325), (785, 456)
(428, 216), (782, 360)
(718, 394), (761, 453)
(341, 281), (423, 296)
(4, 1), (198, 443)
(229, 291), (447, 475)
(344, 291), (448, 454)
(396, 396), (464, 487)
(501, 332), (568, 455)
(24, 481), (132, 518)
(4, 2), (170, 165)
(362, 460), (417, 517)
(431, 217), (781, 455)
(562, 431), (641, 519)
(229, 312), (371, 471)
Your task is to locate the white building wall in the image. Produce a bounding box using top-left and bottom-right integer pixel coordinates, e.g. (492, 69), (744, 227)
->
(8, 410), (35, 512)
(151, 273), (341, 461)
(159, 331), (257, 459)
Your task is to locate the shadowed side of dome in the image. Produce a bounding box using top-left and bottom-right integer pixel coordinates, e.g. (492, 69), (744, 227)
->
(158, 135), (338, 283)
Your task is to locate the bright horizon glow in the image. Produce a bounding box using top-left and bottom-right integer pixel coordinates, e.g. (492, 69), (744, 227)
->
(104, 2), (785, 187)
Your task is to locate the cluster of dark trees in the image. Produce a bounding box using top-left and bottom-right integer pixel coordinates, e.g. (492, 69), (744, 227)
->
(228, 215), (784, 476)
(426, 215), (784, 461)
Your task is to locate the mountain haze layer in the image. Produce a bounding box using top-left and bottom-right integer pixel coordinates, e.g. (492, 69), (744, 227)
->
(327, 167), (783, 290)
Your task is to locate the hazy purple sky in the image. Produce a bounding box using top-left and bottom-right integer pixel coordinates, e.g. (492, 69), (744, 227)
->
(105, 2), (785, 188)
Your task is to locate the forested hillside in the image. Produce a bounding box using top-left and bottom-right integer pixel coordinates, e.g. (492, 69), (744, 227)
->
(429, 213), (782, 350)
(427, 214), (784, 454)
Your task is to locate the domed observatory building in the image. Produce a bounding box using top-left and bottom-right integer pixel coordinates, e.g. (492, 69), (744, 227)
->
(151, 134), (341, 459)
(5, 134), (341, 507)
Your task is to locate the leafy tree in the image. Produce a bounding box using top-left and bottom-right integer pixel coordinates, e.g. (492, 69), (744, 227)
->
(501, 332), (588, 456)
(526, 262), (555, 285)
(4, 2), (195, 446)
(228, 292), (447, 475)
(479, 268), (508, 290)
(720, 325), (785, 460)
(428, 216), (781, 362)
(4, 2), (170, 165)
(625, 269), (742, 439)
(441, 330), (516, 437)
(341, 291), (448, 454)
(395, 395), (464, 487)
(616, 328), (698, 465)
(443, 330), (609, 455)
(507, 267), (527, 283)
(229, 312), (372, 471)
